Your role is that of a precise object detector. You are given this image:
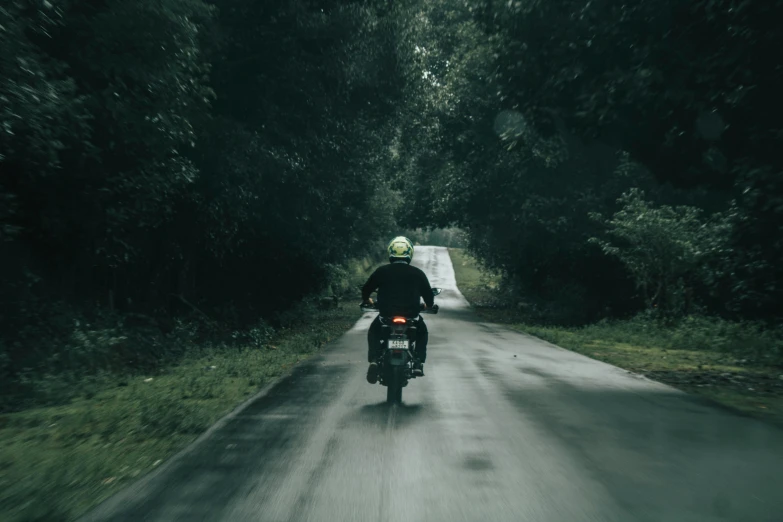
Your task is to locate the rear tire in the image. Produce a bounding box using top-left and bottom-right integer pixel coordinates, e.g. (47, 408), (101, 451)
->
(386, 367), (403, 404)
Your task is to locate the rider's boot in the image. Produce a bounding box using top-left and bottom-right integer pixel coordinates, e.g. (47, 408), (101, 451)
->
(412, 360), (425, 377)
(367, 362), (380, 384)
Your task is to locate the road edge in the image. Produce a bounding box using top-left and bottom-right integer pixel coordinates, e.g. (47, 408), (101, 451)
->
(77, 333), (352, 521)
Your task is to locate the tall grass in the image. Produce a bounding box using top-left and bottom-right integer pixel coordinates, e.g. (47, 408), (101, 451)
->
(529, 315), (783, 365)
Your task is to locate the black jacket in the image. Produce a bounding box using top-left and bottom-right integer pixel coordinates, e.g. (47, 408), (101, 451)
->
(362, 262), (434, 317)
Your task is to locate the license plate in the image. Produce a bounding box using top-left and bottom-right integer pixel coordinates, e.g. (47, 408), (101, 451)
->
(388, 339), (408, 350)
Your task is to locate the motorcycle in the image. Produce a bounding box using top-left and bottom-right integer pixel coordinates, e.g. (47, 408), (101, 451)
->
(360, 288), (442, 404)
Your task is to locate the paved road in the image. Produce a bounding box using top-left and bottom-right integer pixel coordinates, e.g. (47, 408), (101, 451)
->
(83, 247), (783, 522)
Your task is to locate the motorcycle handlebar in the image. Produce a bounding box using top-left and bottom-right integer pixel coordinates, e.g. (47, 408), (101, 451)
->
(359, 304), (439, 315)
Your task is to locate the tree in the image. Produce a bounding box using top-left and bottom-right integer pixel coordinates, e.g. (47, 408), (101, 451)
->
(396, 0), (783, 322)
(0, 0), (419, 398)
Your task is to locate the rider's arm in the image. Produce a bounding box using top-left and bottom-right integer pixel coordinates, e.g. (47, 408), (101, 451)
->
(419, 270), (435, 309)
(361, 269), (380, 303)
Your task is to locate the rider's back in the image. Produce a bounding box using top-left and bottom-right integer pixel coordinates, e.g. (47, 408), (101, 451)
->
(366, 262), (432, 317)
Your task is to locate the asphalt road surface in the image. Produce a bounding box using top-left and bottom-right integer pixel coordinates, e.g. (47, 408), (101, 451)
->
(83, 247), (783, 522)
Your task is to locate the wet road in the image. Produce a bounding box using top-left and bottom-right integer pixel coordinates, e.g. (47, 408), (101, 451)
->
(83, 247), (783, 522)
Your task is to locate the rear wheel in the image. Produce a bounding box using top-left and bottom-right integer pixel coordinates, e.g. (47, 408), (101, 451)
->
(386, 366), (403, 404)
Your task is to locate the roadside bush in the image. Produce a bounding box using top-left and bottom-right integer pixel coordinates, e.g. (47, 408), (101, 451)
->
(590, 189), (729, 317)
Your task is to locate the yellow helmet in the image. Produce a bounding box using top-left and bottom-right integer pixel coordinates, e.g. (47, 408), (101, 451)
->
(387, 236), (414, 263)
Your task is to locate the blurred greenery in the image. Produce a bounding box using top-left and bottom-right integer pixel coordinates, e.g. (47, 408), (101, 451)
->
(403, 227), (468, 248)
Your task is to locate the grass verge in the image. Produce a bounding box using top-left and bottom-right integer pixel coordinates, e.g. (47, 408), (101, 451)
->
(448, 248), (783, 426)
(0, 263), (378, 522)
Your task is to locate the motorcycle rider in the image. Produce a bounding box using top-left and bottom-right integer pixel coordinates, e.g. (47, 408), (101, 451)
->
(361, 236), (435, 383)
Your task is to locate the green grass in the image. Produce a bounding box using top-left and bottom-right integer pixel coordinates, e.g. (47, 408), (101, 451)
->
(447, 248), (504, 305)
(448, 248), (783, 426)
(0, 260), (379, 522)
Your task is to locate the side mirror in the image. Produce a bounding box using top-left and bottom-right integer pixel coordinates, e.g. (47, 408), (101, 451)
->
(432, 288), (442, 296)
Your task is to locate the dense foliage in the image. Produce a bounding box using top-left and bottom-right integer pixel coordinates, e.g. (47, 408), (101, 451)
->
(2, 0), (781, 395)
(393, 0), (783, 323)
(589, 189), (729, 316)
(0, 0), (413, 401)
